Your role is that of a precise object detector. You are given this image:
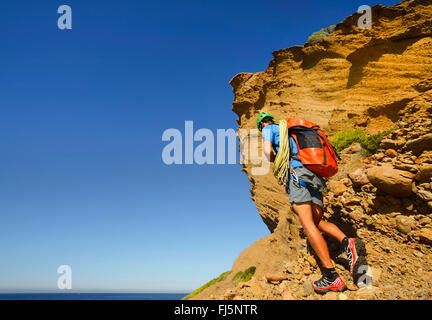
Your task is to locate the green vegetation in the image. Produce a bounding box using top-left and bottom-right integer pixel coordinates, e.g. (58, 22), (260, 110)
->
(330, 128), (394, 156)
(330, 129), (367, 153)
(232, 266), (256, 284)
(306, 25), (336, 45)
(361, 129), (394, 155)
(181, 271), (231, 300)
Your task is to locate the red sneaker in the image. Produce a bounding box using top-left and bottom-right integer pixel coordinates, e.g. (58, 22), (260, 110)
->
(345, 238), (366, 276)
(312, 276), (347, 294)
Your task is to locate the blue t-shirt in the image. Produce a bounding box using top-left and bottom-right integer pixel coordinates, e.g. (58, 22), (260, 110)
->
(262, 124), (303, 168)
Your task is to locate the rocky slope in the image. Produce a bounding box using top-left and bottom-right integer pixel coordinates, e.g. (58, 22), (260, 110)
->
(191, 0), (432, 300)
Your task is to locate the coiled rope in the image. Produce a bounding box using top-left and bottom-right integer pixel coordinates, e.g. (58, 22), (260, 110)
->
(272, 120), (291, 185)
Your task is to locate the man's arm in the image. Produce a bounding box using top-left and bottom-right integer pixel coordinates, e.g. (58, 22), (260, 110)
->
(263, 140), (274, 162)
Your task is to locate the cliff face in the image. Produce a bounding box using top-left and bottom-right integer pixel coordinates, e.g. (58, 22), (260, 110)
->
(192, 0), (432, 300)
(231, 0), (432, 235)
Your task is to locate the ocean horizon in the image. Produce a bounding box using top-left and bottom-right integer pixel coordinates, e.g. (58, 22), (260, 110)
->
(0, 292), (189, 300)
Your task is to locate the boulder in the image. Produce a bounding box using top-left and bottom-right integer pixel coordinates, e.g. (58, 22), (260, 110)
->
(264, 273), (289, 282)
(348, 169), (370, 187)
(406, 133), (432, 156)
(332, 182), (347, 196)
(366, 164), (415, 197)
(385, 149), (398, 158)
(395, 215), (414, 234)
(415, 165), (432, 183)
(381, 138), (406, 149)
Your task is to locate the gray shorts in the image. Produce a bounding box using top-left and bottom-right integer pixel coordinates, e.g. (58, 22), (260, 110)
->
(286, 166), (326, 208)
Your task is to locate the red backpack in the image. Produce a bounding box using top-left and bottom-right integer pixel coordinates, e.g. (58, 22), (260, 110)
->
(286, 118), (339, 178)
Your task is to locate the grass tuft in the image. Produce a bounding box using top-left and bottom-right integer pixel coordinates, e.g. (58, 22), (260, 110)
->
(181, 271), (231, 300)
(233, 266), (256, 284)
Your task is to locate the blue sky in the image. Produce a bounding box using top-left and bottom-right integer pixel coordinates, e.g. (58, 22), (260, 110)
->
(0, 0), (399, 292)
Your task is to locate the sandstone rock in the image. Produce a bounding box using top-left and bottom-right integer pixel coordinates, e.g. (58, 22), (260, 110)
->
(264, 273), (289, 282)
(381, 138), (406, 150)
(415, 165), (432, 183)
(332, 182), (347, 196)
(348, 169), (370, 187)
(345, 142), (362, 154)
(340, 177), (352, 186)
(385, 149), (398, 158)
(406, 134), (432, 156)
(302, 281), (314, 297)
(418, 217), (431, 226)
(366, 164), (415, 197)
(393, 162), (417, 172)
(415, 189), (432, 201)
(375, 153), (385, 161)
(419, 228), (432, 244)
(355, 117), (369, 127)
(223, 289), (239, 300)
(395, 215), (414, 234)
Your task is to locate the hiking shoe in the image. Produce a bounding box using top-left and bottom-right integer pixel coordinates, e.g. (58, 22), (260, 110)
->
(312, 276), (347, 294)
(345, 238), (366, 276)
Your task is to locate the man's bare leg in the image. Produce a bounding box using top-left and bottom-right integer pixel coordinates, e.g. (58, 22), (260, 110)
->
(291, 202), (334, 268)
(311, 203), (346, 243)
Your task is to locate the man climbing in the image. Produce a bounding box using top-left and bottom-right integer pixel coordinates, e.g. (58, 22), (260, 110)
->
(257, 111), (367, 294)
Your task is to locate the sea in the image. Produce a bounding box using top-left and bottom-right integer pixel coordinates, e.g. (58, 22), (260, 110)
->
(0, 293), (188, 300)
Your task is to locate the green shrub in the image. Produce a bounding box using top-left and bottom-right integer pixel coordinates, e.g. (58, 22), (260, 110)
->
(330, 128), (394, 156)
(330, 129), (367, 153)
(361, 129), (394, 155)
(306, 25), (336, 45)
(181, 271), (231, 300)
